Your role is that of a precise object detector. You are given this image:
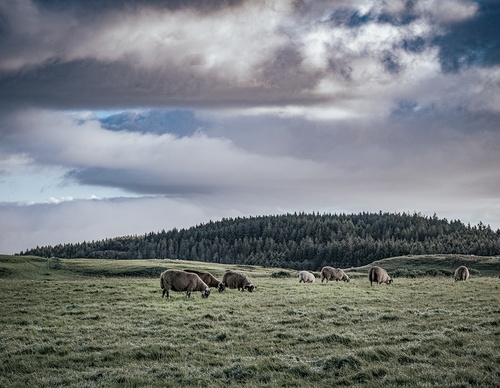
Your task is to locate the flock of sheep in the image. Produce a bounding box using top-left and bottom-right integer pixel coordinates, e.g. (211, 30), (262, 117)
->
(160, 265), (471, 299)
(160, 269), (255, 299)
(298, 266), (393, 286)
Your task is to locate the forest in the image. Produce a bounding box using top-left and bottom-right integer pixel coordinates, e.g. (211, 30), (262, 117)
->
(19, 212), (500, 270)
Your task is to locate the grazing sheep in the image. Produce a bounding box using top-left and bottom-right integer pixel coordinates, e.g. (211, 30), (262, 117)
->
(184, 269), (225, 292)
(369, 266), (393, 286)
(221, 270), (255, 292)
(298, 270), (316, 283)
(453, 266), (470, 281)
(320, 266), (350, 283)
(160, 269), (211, 299)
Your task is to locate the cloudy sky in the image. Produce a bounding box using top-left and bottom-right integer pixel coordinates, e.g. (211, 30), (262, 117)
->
(1, 0), (499, 254)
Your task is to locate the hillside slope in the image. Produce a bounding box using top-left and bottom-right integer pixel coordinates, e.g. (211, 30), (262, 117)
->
(2, 254), (499, 280)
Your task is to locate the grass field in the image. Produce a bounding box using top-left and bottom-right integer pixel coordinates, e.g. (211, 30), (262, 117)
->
(1, 255), (499, 387)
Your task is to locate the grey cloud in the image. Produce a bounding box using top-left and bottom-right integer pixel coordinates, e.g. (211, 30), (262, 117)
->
(1, 108), (331, 198)
(0, 56), (328, 111)
(3, 0), (491, 111)
(258, 44), (321, 92)
(203, 106), (500, 186)
(0, 195), (255, 254)
(31, 0), (247, 14)
(65, 167), (218, 196)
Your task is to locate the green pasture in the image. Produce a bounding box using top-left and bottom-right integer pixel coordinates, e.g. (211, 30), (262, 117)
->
(1, 255), (499, 387)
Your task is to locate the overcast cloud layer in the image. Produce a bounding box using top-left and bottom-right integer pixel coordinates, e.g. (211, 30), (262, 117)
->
(1, 0), (499, 254)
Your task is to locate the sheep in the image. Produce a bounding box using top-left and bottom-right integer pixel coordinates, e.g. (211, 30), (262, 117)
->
(221, 270), (255, 292)
(183, 269), (226, 292)
(368, 266), (393, 286)
(160, 269), (211, 299)
(320, 266), (350, 283)
(298, 270), (316, 283)
(453, 265), (470, 281)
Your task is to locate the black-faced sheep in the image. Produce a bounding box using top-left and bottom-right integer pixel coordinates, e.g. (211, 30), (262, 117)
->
(160, 269), (211, 299)
(320, 266), (350, 283)
(453, 266), (470, 281)
(298, 270), (315, 283)
(221, 270), (255, 292)
(369, 266), (393, 286)
(183, 269), (225, 292)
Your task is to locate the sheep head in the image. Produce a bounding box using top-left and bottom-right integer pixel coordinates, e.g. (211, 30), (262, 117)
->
(202, 288), (211, 298)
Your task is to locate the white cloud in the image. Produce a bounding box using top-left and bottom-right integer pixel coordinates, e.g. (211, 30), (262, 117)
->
(45, 196), (73, 204)
(0, 0), (292, 84)
(416, 0), (478, 23)
(2, 109), (331, 196)
(0, 196), (243, 254)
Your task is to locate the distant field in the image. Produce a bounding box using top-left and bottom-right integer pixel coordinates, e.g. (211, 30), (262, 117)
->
(346, 254), (500, 279)
(1, 255), (499, 387)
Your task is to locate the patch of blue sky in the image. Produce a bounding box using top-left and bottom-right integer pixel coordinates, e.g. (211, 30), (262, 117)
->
(0, 168), (134, 204)
(91, 109), (128, 119)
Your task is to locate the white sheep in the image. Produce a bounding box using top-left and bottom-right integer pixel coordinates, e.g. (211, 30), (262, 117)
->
(298, 270), (316, 283)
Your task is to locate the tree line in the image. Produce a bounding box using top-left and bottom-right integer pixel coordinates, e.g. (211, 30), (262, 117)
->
(19, 212), (500, 270)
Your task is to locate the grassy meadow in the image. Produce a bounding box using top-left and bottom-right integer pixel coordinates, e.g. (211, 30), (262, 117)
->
(1, 254), (499, 387)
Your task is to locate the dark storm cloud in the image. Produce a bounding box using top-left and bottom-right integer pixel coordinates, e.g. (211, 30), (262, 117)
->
(1, 0), (495, 112)
(31, 0), (246, 13)
(65, 167), (217, 195)
(0, 56), (326, 111)
(0, 0), (458, 110)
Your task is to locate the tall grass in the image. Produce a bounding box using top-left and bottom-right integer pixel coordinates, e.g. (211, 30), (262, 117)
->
(0, 256), (499, 387)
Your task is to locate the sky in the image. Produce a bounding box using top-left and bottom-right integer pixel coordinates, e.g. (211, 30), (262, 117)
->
(1, 0), (499, 254)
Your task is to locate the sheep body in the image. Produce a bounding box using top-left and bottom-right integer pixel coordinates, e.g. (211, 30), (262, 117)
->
(221, 270), (255, 292)
(453, 266), (470, 281)
(320, 266), (350, 283)
(160, 269), (210, 299)
(183, 269), (225, 292)
(369, 266), (393, 286)
(298, 270), (315, 283)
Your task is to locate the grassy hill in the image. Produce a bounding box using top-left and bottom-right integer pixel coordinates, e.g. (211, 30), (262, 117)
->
(0, 254), (279, 281)
(1, 254), (499, 387)
(349, 254), (500, 278)
(2, 253), (499, 281)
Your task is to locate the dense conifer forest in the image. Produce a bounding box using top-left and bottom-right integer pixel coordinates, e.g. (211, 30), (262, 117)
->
(19, 212), (500, 270)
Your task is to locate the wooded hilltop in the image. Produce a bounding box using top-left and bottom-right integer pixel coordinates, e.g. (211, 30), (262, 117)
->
(19, 212), (500, 270)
